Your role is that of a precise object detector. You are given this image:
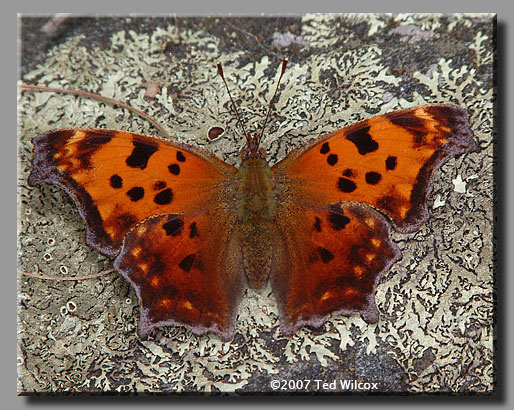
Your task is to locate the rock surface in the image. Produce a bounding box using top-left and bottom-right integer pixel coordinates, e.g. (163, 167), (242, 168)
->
(18, 14), (494, 394)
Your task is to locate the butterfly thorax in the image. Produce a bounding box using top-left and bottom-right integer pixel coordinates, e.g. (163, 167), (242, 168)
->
(237, 156), (277, 289)
(237, 157), (275, 222)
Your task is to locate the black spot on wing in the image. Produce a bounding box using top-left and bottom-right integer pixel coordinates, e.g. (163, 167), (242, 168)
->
(337, 177), (357, 193)
(153, 181), (167, 191)
(176, 151), (186, 162)
(328, 208), (350, 231)
(320, 142), (330, 154)
(178, 253), (196, 273)
(162, 216), (184, 236)
(327, 154), (338, 166)
(110, 174), (123, 189)
(346, 126), (378, 155)
(189, 222), (198, 238)
(126, 187), (144, 202)
(313, 217), (322, 232)
(385, 156), (397, 171)
(318, 247), (334, 264)
(365, 171), (382, 185)
(168, 164), (180, 175)
(126, 141), (158, 169)
(343, 169), (356, 178)
(154, 188), (173, 205)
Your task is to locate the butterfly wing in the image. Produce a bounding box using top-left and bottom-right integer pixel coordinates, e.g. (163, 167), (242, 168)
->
(114, 210), (243, 340)
(29, 129), (244, 339)
(28, 129), (237, 256)
(272, 105), (478, 233)
(270, 104), (477, 332)
(272, 202), (400, 334)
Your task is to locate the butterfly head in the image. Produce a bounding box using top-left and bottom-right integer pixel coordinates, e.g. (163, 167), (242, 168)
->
(241, 132), (266, 160)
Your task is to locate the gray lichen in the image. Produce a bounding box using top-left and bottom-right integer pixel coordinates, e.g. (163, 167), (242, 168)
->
(18, 14), (494, 394)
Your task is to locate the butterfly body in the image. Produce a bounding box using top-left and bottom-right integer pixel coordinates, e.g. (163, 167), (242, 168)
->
(28, 104), (478, 340)
(237, 156), (277, 288)
(238, 157), (275, 223)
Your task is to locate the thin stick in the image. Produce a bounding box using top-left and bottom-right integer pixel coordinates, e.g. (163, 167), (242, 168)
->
(20, 268), (115, 281)
(216, 62), (249, 138)
(223, 19), (280, 59)
(258, 57), (288, 143)
(18, 84), (170, 138)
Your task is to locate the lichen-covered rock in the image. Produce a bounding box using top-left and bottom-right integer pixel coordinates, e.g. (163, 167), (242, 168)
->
(18, 14), (494, 394)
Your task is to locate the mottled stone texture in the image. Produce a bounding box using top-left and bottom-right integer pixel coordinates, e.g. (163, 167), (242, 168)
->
(18, 14), (494, 394)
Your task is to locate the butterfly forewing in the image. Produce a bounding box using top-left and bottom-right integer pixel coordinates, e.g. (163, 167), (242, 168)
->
(28, 129), (238, 256)
(272, 104), (478, 233)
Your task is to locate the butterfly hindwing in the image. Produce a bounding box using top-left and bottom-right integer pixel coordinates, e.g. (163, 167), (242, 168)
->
(272, 202), (400, 335)
(114, 210), (244, 341)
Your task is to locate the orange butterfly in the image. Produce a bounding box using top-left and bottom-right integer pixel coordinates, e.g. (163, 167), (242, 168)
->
(27, 59), (478, 341)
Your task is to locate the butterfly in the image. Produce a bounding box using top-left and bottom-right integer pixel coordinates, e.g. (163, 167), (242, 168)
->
(27, 59), (478, 341)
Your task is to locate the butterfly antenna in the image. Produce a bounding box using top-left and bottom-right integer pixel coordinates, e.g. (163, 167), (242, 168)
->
(217, 61), (249, 138)
(258, 57), (288, 143)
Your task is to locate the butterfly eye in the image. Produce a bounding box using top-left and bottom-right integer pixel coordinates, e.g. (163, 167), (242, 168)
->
(240, 148), (251, 161)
